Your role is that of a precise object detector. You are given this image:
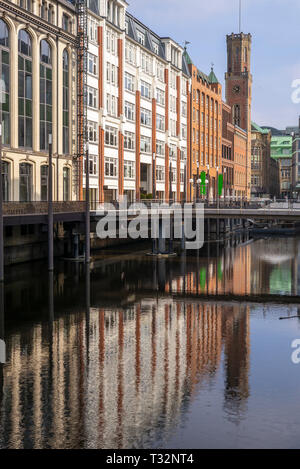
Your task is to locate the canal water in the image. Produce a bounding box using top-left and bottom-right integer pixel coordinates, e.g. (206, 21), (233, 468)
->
(0, 237), (300, 449)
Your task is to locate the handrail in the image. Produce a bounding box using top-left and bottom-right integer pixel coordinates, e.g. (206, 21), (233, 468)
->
(3, 201), (86, 216)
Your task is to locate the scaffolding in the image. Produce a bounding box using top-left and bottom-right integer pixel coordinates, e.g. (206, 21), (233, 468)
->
(74, 0), (88, 200)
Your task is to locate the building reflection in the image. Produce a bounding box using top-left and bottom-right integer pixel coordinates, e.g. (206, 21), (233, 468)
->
(1, 237), (299, 448)
(0, 296), (250, 449)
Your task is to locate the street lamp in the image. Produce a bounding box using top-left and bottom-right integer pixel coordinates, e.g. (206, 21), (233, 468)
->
(223, 167), (227, 206)
(196, 161), (200, 202)
(216, 166), (219, 208)
(196, 178), (201, 203)
(0, 124), (3, 282)
(48, 133), (53, 272)
(206, 164), (210, 203)
(152, 153), (156, 200)
(189, 178), (194, 203)
(169, 161), (173, 204)
(183, 154), (187, 203)
(85, 141), (90, 264)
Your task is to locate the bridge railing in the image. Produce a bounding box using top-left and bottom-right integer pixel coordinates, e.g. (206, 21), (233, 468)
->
(89, 198), (300, 212)
(3, 201), (86, 216)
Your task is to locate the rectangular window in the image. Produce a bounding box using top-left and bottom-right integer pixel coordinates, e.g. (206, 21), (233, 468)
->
(124, 160), (135, 179)
(89, 19), (97, 42)
(156, 165), (165, 182)
(62, 14), (70, 32)
(125, 72), (135, 92)
(83, 153), (98, 176)
(124, 131), (135, 150)
(170, 119), (176, 137)
(141, 80), (151, 100)
(87, 121), (98, 143)
(87, 86), (98, 108)
(141, 52), (152, 74)
(125, 41), (136, 65)
(106, 94), (117, 116)
(105, 126), (118, 147)
(180, 169), (185, 183)
(157, 62), (164, 82)
(156, 140), (165, 156)
(152, 41), (159, 55)
(141, 135), (151, 153)
(125, 101), (135, 121)
(141, 108), (151, 127)
(156, 113), (165, 132)
(105, 157), (117, 177)
(156, 88), (165, 106)
(169, 144), (177, 159)
(137, 30), (145, 46)
(88, 53), (97, 76)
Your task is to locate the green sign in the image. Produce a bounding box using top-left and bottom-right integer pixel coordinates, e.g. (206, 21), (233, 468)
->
(218, 174), (223, 196)
(200, 171), (206, 195)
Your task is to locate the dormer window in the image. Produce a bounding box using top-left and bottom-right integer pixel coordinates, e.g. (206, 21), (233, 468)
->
(171, 45), (180, 68)
(152, 41), (159, 55)
(125, 20), (129, 34)
(107, 0), (121, 27)
(137, 31), (145, 46)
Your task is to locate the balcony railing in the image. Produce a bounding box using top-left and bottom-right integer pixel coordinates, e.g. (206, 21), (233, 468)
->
(3, 202), (86, 216)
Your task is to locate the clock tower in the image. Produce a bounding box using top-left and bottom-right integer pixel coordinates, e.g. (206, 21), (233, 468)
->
(225, 32), (252, 198)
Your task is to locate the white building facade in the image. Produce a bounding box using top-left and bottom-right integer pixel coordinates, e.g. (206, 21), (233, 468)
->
(0, 0), (78, 202)
(85, 0), (190, 203)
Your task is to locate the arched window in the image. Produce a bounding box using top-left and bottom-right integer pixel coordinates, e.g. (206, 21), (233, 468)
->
(63, 167), (70, 201)
(63, 49), (69, 154)
(41, 165), (48, 201)
(40, 1), (46, 20)
(19, 162), (32, 201)
(40, 40), (52, 151)
(18, 30), (32, 148)
(0, 20), (9, 145)
(2, 161), (10, 201)
(233, 104), (240, 127)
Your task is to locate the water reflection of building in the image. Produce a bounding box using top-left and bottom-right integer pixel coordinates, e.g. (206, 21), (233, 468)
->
(222, 305), (250, 421)
(250, 238), (299, 295)
(0, 299), (250, 449)
(164, 243), (252, 297)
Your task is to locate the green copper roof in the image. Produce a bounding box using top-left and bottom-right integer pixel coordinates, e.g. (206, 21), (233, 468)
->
(183, 50), (218, 85)
(183, 49), (193, 65)
(270, 136), (292, 159)
(251, 122), (270, 134)
(208, 67), (219, 84)
(271, 136), (293, 145)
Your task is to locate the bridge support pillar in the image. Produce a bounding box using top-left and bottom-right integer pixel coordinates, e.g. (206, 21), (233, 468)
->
(73, 233), (80, 259)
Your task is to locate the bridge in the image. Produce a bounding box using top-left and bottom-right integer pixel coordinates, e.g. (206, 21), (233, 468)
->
(2, 200), (300, 225)
(89, 200), (300, 222)
(3, 201), (86, 226)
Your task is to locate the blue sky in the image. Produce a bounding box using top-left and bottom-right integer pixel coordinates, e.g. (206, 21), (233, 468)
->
(127, 0), (300, 130)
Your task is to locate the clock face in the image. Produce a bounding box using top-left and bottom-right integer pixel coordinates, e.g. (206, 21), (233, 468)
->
(233, 85), (240, 94)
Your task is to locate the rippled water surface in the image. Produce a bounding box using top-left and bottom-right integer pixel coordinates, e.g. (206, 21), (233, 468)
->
(0, 237), (300, 449)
